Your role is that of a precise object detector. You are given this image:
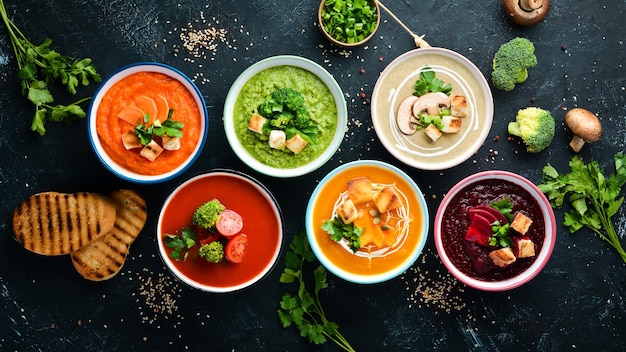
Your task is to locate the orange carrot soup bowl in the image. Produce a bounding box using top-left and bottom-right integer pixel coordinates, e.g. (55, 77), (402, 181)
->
(88, 62), (208, 184)
(157, 170), (284, 293)
(305, 160), (429, 284)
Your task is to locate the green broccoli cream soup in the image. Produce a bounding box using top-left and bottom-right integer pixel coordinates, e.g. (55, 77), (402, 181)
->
(233, 65), (338, 168)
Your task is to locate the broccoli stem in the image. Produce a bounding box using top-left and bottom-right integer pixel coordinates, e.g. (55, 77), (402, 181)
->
(508, 122), (522, 137)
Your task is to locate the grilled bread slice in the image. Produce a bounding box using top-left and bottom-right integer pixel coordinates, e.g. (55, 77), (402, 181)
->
(70, 189), (147, 281)
(12, 192), (117, 256)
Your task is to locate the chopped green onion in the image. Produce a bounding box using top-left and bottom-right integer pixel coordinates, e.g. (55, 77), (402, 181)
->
(321, 0), (378, 44)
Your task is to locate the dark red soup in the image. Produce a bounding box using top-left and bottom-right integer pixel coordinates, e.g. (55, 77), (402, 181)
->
(441, 179), (545, 282)
(159, 173), (282, 289)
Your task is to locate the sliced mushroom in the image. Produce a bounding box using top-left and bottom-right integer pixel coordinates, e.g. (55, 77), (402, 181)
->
(502, 0), (550, 26)
(396, 95), (419, 135)
(412, 92), (451, 118)
(564, 108), (602, 152)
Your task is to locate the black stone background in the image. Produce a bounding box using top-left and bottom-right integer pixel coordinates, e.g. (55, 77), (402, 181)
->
(0, 1), (624, 351)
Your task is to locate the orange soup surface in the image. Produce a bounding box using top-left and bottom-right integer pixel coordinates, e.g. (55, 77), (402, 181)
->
(160, 174), (281, 288)
(96, 72), (202, 175)
(311, 165), (424, 276)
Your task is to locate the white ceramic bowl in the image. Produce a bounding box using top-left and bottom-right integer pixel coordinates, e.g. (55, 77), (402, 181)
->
(434, 170), (556, 291)
(371, 48), (493, 170)
(305, 160), (429, 284)
(223, 55), (347, 178)
(157, 170), (283, 293)
(88, 62), (208, 183)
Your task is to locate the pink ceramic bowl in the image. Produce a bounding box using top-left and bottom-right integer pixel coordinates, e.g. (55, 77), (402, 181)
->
(434, 170), (556, 291)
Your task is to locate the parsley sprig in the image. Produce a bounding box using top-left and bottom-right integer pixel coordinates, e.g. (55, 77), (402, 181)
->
(134, 109), (184, 145)
(538, 153), (626, 263)
(488, 197), (514, 248)
(321, 217), (362, 253)
(413, 66), (452, 97)
(163, 228), (196, 261)
(0, 0), (101, 135)
(278, 232), (356, 352)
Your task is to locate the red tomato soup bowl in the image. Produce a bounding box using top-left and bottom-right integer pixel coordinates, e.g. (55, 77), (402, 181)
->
(88, 62), (208, 184)
(434, 171), (556, 292)
(157, 170), (283, 293)
(305, 160), (429, 284)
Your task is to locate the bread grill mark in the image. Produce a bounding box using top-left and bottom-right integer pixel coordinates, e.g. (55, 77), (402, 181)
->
(12, 192), (116, 256)
(70, 189), (147, 281)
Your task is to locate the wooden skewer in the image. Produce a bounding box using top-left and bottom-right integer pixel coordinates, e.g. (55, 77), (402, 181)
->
(376, 0), (431, 48)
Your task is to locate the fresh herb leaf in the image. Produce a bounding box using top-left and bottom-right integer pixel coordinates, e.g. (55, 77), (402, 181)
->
(490, 197), (514, 222)
(0, 0), (101, 135)
(321, 216), (362, 252)
(413, 66), (452, 97)
(134, 110), (184, 146)
(489, 221), (513, 248)
(163, 228), (196, 261)
(278, 231), (356, 352)
(537, 153), (626, 263)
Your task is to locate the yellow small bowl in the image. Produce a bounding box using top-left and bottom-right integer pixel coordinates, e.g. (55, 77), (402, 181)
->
(318, 0), (380, 47)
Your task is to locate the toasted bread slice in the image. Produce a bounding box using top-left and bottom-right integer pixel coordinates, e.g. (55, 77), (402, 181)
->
(12, 192), (116, 256)
(71, 189), (147, 281)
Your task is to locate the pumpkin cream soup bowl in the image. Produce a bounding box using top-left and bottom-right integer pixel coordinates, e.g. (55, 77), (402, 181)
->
(305, 160), (429, 284)
(157, 170), (284, 293)
(223, 55), (347, 178)
(88, 62), (208, 184)
(434, 171), (556, 292)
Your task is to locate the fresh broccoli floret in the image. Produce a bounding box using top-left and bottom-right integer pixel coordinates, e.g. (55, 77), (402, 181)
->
(269, 112), (294, 128)
(492, 37), (537, 91)
(255, 87), (317, 144)
(198, 241), (224, 263)
(508, 107), (555, 153)
(192, 199), (225, 230)
(271, 88), (305, 111)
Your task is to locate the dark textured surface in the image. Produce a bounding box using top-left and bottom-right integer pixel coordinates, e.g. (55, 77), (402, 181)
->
(0, 1), (625, 351)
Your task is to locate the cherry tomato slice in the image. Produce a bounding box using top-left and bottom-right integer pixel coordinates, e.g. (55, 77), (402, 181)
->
(225, 234), (248, 263)
(216, 210), (244, 237)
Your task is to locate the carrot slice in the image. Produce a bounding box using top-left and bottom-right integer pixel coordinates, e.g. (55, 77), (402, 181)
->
(117, 106), (145, 126)
(154, 94), (170, 123)
(134, 95), (158, 125)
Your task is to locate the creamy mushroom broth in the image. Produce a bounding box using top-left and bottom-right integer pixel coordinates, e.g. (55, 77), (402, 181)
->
(371, 49), (493, 170)
(233, 65), (338, 169)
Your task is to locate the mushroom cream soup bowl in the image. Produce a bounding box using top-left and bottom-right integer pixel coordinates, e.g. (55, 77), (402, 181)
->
(371, 48), (493, 170)
(434, 170), (556, 291)
(223, 55), (347, 178)
(88, 62), (208, 184)
(306, 160), (429, 284)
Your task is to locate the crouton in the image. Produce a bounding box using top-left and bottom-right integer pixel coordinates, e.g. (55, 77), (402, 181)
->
(440, 116), (462, 133)
(121, 132), (142, 150)
(511, 212), (533, 235)
(514, 236), (536, 258)
(338, 199), (358, 224)
(285, 134), (308, 154)
(489, 247), (516, 268)
(424, 123), (442, 141)
(162, 135), (181, 151)
(451, 95), (468, 117)
(374, 186), (402, 213)
(269, 130), (286, 150)
(347, 177), (373, 204)
(248, 113), (267, 134)
(140, 140), (163, 161)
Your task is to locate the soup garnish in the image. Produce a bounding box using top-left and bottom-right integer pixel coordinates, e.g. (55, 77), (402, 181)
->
(164, 198), (248, 264)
